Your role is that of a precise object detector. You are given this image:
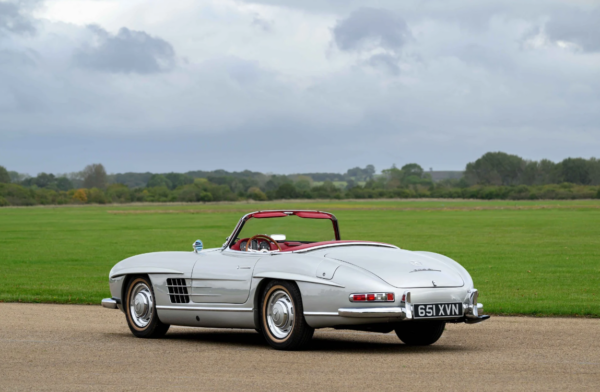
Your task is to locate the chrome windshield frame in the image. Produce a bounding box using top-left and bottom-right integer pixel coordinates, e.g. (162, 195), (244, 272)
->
(222, 210), (340, 250)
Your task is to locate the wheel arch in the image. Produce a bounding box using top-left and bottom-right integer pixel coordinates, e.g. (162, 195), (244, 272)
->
(120, 273), (150, 312)
(253, 278), (304, 331)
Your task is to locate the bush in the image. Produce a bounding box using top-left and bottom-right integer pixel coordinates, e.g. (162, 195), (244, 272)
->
(199, 192), (213, 202)
(72, 189), (88, 203)
(88, 188), (109, 204)
(106, 184), (131, 203)
(177, 188), (198, 202)
(275, 183), (299, 199)
(247, 187), (267, 201)
(3, 173), (600, 206)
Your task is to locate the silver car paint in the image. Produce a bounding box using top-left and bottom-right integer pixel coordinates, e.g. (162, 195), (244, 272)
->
(107, 244), (477, 330)
(321, 247), (465, 288)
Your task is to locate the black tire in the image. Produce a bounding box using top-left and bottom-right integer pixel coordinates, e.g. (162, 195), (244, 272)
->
(260, 280), (314, 350)
(394, 321), (445, 346)
(124, 276), (170, 338)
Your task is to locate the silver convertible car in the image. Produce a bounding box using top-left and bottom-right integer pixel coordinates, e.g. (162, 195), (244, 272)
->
(102, 210), (489, 350)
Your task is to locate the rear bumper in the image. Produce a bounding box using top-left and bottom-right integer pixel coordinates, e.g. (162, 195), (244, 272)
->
(338, 307), (406, 318)
(338, 289), (489, 324)
(101, 298), (120, 309)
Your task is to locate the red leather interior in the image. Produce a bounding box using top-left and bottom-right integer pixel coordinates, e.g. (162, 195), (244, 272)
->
(230, 239), (382, 252)
(280, 240), (374, 252)
(294, 212), (332, 219)
(284, 241), (302, 247)
(250, 212), (288, 218)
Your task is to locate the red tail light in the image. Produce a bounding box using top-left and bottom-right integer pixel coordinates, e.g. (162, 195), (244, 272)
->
(351, 294), (366, 301)
(349, 293), (395, 302)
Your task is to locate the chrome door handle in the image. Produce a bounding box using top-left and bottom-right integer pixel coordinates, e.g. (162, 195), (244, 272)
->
(237, 266), (251, 270)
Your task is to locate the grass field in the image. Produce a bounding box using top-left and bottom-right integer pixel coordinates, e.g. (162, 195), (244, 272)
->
(1, 199), (599, 316)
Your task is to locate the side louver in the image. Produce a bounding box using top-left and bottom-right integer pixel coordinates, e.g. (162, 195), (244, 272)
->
(166, 278), (190, 304)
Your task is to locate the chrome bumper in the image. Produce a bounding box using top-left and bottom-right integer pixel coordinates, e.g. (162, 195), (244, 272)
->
(338, 289), (489, 324)
(338, 307), (406, 318)
(101, 298), (119, 309)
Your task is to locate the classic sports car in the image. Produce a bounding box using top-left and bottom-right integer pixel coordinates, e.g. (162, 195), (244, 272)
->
(102, 210), (489, 350)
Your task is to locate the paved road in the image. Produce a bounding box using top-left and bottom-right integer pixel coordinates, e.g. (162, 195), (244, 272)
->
(0, 304), (598, 391)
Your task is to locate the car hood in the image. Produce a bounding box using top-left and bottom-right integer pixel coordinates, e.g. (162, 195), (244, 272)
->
(323, 246), (464, 288)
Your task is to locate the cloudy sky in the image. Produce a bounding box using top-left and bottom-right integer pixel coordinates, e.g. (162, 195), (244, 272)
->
(1, 0), (599, 175)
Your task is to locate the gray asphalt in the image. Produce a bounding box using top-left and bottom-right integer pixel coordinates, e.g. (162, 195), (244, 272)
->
(0, 303), (598, 391)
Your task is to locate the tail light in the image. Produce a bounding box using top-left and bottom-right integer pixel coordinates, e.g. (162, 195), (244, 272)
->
(349, 293), (395, 302)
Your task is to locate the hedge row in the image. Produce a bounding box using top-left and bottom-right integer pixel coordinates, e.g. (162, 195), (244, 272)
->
(1, 180), (599, 207)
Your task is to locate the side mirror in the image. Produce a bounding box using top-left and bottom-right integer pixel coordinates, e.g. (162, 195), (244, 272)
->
(193, 239), (203, 253)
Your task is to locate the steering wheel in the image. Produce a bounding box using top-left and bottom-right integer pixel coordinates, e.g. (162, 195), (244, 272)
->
(247, 234), (282, 252)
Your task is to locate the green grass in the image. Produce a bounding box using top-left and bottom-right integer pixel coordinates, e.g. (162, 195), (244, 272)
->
(1, 199), (599, 316)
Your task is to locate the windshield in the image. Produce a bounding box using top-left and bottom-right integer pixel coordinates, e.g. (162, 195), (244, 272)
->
(235, 215), (336, 244)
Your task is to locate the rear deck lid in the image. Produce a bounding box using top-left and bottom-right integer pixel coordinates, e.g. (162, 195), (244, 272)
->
(324, 246), (464, 288)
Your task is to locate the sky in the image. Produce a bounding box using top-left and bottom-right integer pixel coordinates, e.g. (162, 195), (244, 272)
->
(1, 0), (599, 175)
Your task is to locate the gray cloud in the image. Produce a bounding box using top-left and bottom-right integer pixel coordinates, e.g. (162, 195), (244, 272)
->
(545, 8), (600, 52)
(333, 7), (411, 53)
(0, 48), (37, 67)
(0, 0), (37, 35)
(252, 14), (272, 32)
(1, 0), (600, 175)
(73, 25), (175, 74)
(366, 53), (399, 75)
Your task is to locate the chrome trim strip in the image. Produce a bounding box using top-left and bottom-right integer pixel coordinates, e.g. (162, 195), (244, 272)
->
(304, 311), (339, 316)
(101, 298), (119, 309)
(156, 305), (253, 312)
(292, 242), (398, 254)
(223, 209), (340, 250)
(189, 294), (221, 297)
(338, 307), (406, 318)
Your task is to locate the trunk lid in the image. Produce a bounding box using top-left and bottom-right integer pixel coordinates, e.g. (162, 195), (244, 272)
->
(324, 246), (464, 288)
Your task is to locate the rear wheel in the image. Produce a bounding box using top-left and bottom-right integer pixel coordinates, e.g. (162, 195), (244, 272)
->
(394, 321), (445, 346)
(125, 276), (170, 338)
(260, 280), (314, 350)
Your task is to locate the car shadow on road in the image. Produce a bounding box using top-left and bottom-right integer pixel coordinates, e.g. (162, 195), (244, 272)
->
(309, 336), (471, 354)
(155, 329), (472, 354)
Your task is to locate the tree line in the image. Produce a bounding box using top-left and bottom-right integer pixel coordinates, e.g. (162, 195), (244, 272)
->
(1, 152), (599, 206)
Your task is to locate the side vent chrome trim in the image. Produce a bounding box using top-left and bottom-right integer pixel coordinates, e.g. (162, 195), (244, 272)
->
(166, 278), (190, 304)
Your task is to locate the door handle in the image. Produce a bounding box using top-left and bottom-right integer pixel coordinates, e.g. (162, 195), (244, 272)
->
(237, 266), (251, 270)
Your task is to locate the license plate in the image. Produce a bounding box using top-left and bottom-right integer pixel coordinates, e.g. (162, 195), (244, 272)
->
(414, 303), (463, 318)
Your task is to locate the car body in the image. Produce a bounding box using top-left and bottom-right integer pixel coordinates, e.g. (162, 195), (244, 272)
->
(102, 210), (489, 350)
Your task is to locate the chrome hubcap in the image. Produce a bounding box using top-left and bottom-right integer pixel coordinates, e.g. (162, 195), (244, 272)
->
(266, 290), (294, 339)
(129, 282), (153, 328)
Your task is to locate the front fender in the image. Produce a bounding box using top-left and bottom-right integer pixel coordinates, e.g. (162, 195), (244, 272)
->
(107, 251), (198, 308)
(110, 267), (184, 278)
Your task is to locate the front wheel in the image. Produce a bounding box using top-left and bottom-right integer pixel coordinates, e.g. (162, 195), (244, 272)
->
(394, 321), (445, 346)
(260, 280), (314, 350)
(125, 276), (170, 338)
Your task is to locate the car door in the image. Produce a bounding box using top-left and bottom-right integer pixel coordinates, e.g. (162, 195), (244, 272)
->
(190, 249), (261, 304)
